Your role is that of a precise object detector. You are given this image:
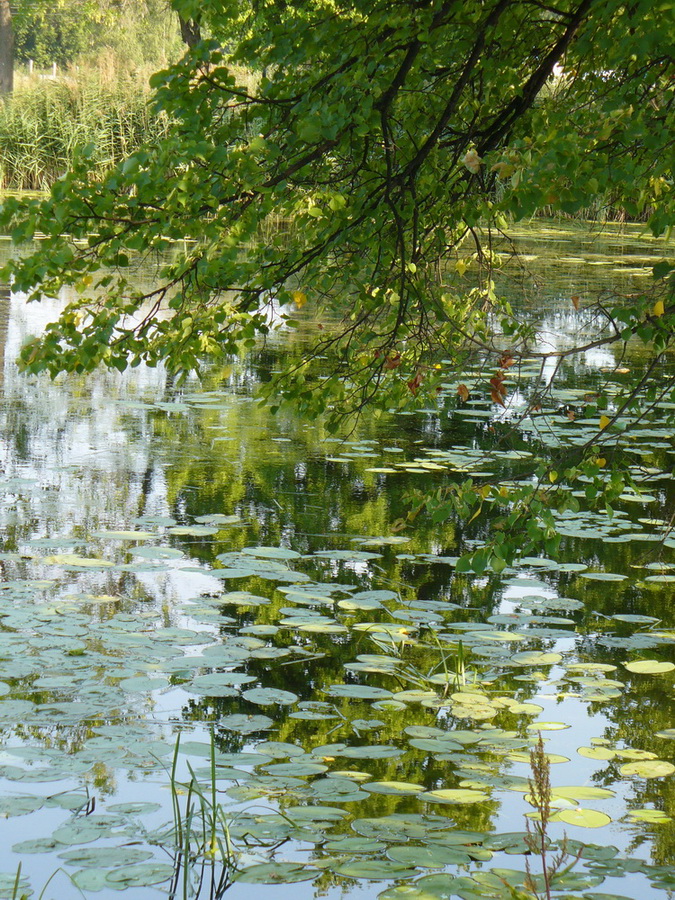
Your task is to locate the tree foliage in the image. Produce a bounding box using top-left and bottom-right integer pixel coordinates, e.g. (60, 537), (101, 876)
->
(13, 0), (181, 68)
(0, 0), (673, 563)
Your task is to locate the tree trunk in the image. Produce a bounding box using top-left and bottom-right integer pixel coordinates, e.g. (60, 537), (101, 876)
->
(179, 15), (201, 48)
(0, 0), (12, 96)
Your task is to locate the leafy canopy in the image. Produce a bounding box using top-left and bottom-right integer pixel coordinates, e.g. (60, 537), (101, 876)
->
(0, 0), (674, 564)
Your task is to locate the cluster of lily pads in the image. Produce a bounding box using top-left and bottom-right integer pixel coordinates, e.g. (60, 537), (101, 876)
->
(0, 514), (673, 898)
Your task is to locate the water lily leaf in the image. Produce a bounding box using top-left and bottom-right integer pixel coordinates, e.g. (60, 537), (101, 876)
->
(130, 546), (184, 560)
(241, 546), (302, 560)
(557, 808), (612, 828)
(620, 760), (675, 778)
(91, 530), (155, 540)
(243, 688), (299, 706)
(105, 862), (175, 886)
(580, 572), (627, 581)
(626, 808), (671, 823)
(387, 845), (459, 868)
(235, 859), (315, 881)
(106, 802), (162, 815)
(334, 860), (418, 880)
(552, 786), (615, 801)
(220, 714), (274, 733)
(59, 846), (154, 867)
(511, 651), (563, 666)
(325, 685), (393, 700)
(526, 722), (570, 731)
(189, 673), (257, 695)
(613, 614), (660, 625)
(623, 660), (675, 674)
(43, 554), (114, 568)
(313, 550), (382, 561)
(578, 746), (617, 760)
(362, 781), (424, 795)
(168, 525), (221, 536)
(423, 788), (490, 804)
(194, 514), (241, 525)
(339, 745), (404, 760)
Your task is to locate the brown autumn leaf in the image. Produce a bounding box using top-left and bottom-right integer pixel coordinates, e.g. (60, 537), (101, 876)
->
(407, 370), (424, 394)
(571, 295), (580, 311)
(457, 383), (470, 402)
(384, 353), (401, 370)
(489, 370), (507, 406)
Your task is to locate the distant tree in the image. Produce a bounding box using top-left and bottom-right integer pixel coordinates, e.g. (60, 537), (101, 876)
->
(0, 0), (12, 94)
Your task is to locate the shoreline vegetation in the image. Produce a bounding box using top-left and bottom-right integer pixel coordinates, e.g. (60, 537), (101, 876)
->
(0, 68), (168, 191)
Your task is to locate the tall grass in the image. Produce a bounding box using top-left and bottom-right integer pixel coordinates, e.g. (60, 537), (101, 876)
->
(0, 73), (169, 191)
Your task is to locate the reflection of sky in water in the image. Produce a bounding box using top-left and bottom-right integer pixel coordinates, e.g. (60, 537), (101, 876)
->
(0, 225), (671, 899)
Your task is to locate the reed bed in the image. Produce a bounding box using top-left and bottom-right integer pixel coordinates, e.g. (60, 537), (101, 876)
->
(0, 75), (169, 190)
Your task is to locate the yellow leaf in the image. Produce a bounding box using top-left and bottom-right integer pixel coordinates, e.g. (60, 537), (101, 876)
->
(653, 299), (665, 317)
(463, 149), (482, 173)
(596, 457), (607, 467)
(479, 484), (491, 499)
(291, 290), (307, 309)
(549, 471), (558, 483)
(455, 259), (468, 276)
(599, 415), (611, 430)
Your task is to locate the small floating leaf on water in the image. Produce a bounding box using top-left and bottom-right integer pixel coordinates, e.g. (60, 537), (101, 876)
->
(557, 808), (612, 828)
(334, 860), (419, 880)
(612, 614), (660, 624)
(194, 514), (241, 525)
(656, 729), (675, 740)
(313, 549), (383, 561)
(623, 660), (675, 674)
(551, 786), (615, 801)
(243, 688), (299, 706)
(90, 530), (155, 540)
(130, 546), (184, 560)
(423, 788), (490, 804)
(325, 685), (393, 699)
(168, 525), (221, 536)
(241, 546), (302, 560)
(106, 802), (161, 815)
(362, 782), (424, 795)
(387, 845), (459, 868)
(106, 862), (185, 886)
(220, 714), (274, 733)
(59, 846), (155, 867)
(511, 651), (563, 666)
(189, 673), (257, 695)
(620, 760), (675, 778)
(565, 662), (617, 673)
(42, 554), (114, 568)
(578, 746), (617, 760)
(580, 571), (628, 581)
(626, 808), (672, 823)
(526, 722), (570, 731)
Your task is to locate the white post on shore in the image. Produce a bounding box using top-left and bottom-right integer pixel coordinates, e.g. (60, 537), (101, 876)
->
(28, 59), (33, 75)
(51, 62), (57, 78)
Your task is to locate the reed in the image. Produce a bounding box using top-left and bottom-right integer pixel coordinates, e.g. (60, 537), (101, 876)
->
(0, 73), (168, 191)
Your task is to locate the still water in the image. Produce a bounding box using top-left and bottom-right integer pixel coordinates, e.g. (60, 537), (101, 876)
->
(0, 222), (672, 899)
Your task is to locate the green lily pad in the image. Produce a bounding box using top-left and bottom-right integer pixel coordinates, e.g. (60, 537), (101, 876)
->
(557, 808), (612, 828)
(235, 863), (316, 883)
(623, 660), (675, 674)
(620, 760), (675, 778)
(243, 688), (299, 705)
(423, 788), (490, 804)
(105, 862), (175, 886)
(335, 860), (418, 880)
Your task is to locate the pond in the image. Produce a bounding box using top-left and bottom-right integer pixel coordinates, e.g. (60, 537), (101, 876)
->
(0, 221), (672, 900)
